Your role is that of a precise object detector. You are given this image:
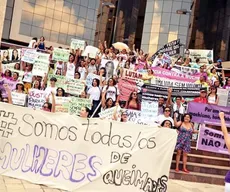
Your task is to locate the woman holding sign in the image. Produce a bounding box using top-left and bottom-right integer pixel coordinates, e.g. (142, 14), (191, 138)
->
(219, 112), (230, 192)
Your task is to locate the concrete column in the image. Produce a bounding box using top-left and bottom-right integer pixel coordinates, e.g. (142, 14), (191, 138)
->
(0, 0), (7, 45)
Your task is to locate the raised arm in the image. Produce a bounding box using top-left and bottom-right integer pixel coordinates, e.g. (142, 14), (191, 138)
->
(174, 113), (182, 128)
(166, 88), (173, 107)
(219, 112), (230, 152)
(4, 84), (12, 104)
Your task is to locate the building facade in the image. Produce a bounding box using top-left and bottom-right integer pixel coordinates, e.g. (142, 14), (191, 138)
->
(1, 0), (196, 57)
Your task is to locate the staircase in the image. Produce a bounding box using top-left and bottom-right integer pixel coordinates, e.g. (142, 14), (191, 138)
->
(169, 141), (230, 185)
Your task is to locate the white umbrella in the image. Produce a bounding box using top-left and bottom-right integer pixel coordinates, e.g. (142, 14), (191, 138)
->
(112, 42), (130, 51)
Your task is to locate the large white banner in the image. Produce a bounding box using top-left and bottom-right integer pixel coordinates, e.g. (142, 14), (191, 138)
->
(0, 103), (177, 192)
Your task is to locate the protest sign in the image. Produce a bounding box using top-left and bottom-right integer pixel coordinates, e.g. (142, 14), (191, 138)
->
(142, 84), (200, 102)
(52, 48), (70, 62)
(217, 88), (230, 107)
(36, 52), (50, 61)
(48, 74), (67, 90)
(197, 126), (229, 155)
(66, 78), (85, 95)
(187, 102), (230, 124)
(70, 38), (85, 50)
(151, 39), (180, 60)
(151, 67), (199, 82)
(11, 92), (27, 106)
(122, 69), (144, 82)
(99, 107), (116, 119)
(141, 100), (158, 120)
(55, 97), (70, 113)
(32, 59), (49, 77)
(28, 89), (46, 109)
(2, 79), (17, 97)
(21, 49), (37, 63)
(82, 45), (99, 58)
(151, 77), (201, 88)
(69, 97), (92, 116)
(100, 59), (119, 78)
(0, 102), (177, 191)
(118, 78), (142, 101)
(186, 49), (213, 64)
(172, 64), (200, 76)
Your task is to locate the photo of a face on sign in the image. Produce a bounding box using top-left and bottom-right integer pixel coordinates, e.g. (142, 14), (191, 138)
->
(105, 61), (114, 80)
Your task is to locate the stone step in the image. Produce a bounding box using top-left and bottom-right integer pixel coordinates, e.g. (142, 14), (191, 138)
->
(190, 146), (230, 158)
(169, 170), (225, 185)
(171, 160), (229, 176)
(172, 152), (230, 166)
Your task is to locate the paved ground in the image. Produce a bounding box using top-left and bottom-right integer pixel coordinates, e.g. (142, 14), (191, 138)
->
(0, 176), (225, 192)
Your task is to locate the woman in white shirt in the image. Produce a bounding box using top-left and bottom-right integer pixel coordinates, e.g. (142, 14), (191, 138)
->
(65, 54), (76, 79)
(87, 78), (101, 117)
(77, 60), (87, 80)
(207, 86), (219, 105)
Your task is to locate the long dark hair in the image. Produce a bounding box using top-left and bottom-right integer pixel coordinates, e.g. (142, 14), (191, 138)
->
(181, 113), (192, 122)
(16, 83), (25, 91)
(56, 87), (65, 97)
(127, 91), (139, 106)
(92, 78), (100, 87)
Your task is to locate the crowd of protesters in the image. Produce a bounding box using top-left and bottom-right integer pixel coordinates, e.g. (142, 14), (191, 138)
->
(0, 35), (230, 173)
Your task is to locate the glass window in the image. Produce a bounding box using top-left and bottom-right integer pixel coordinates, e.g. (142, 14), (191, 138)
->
(47, 0), (55, 9)
(161, 13), (171, 25)
(36, 0), (47, 7)
(83, 28), (92, 40)
(143, 24), (152, 33)
(62, 12), (70, 23)
(69, 15), (77, 24)
(34, 4), (46, 15)
(88, 0), (96, 9)
(170, 13), (180, 25)
(19, 23), (32, 36)
(179, 14), (189, 27)
(152, 13), (161, 24)
(58, 33), (67, 44)
(163, 1), (172, 12)
(76, 25), (84, 37)
(32, 14), (45, 27)
(168, 33), (178, 42)
(80, 0), (88, 7)
(23, 1), (34, 13)
(31, 26), (43, 38)
(7, 0), (15, 7)
(169, 25), (179, 34)
(50, 30), (59, 42)
(77, 17), (85, 27)
(21, 11), (33, 25)
(154, 1), (163, 13)
(141, 32), (151, 45)
(79, 6), (87, 18)
(53, 10), (62, 20)
(182, 2), (191, 10)
(71, 4), (79, 15)
(146, 1), (154, 13)
(149, 33), (159, 45)
(67, 35), (75, 45)
(145, 13), (153, 24)
(148, 44), (158, 54)
(24, 0), (36, 4)
(60, 22), (69, 33)
(87, 9), (95, 21)
(158, 33), (168, 45)
(160, 24), (169, 33)
(43, 29), (51, 41)
(55, 1), (63, 11)
(179, 26), (187, 35)
(85, 20), (93, 29)
(52, 19), (61, 32)
(172, 1), (182, 13)
(73, 0), (81, 5)
(151, 24), (160, 33)
(44, 17), (53, 30)
(46, 8), (54, 18)
(63, 1), (72, 14)
(68, 24), (76, 35)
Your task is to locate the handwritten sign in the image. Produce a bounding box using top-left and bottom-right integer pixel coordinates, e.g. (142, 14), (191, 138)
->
(28, 89), (46, 109)
(55, 97), (70, 113)
(48, 74), (67, 90)
(21, 49), (38, 63)
(11, 92), (27, 106)
(99, 107), (116, 119)
(70, 38), (85, 50)
(141, 100), (158, 120)
(66, 78), (85, 95)
(86, 73), (104, 89)
(0, 102), (177, 191)
(187, 49), (213, 64)
(52, 48), (70, 62)
(69, 97), (92, 116)
(32, 59), (49, 77)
